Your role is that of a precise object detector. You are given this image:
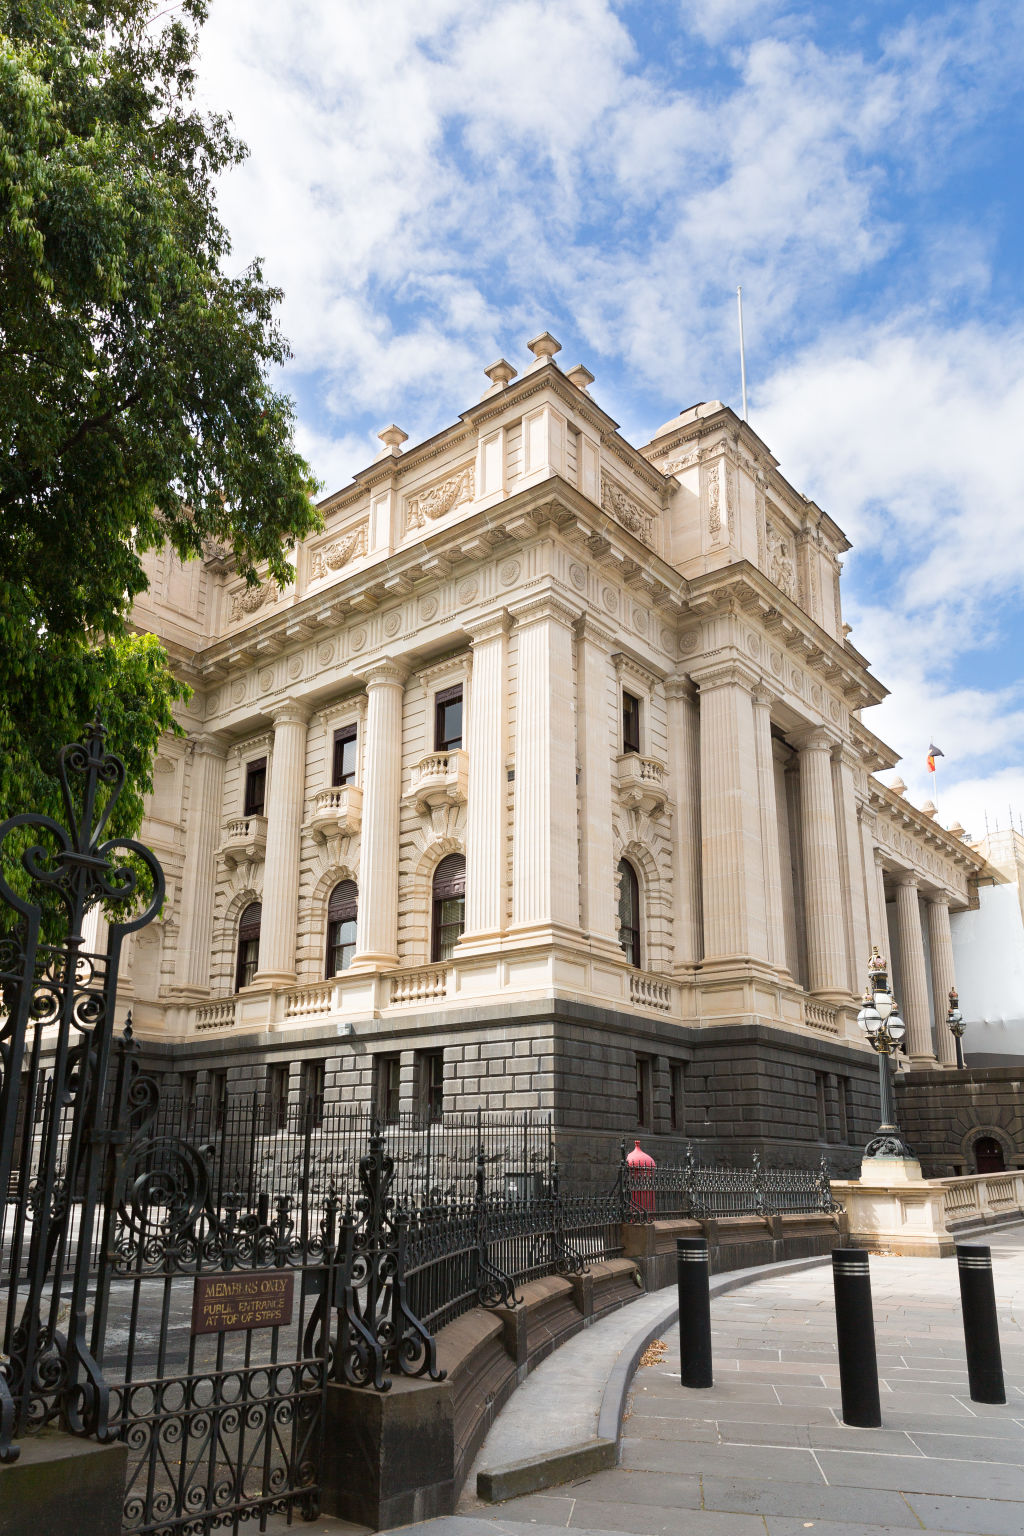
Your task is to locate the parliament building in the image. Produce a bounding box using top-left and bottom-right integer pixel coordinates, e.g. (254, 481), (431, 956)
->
(115, 334), (986, 1175)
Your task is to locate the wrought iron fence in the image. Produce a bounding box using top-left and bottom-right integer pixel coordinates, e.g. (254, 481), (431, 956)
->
(621, 1144), (840, 1220)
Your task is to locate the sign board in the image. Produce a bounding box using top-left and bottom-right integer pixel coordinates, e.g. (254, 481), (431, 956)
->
(191, 1271), (294, 1336)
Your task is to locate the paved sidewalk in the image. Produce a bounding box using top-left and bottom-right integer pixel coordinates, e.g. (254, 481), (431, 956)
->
(425, 1226), (1024, 1536)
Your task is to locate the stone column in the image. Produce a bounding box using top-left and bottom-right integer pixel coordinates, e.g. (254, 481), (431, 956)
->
(254, 703), (310, 987)
(751, 687), (788, 975)
(692, 661), (767, 966)
(927, 893), (958, 1068)
(859, 818), (886, 961)
(460, 612), (508, 947)
(774, 741), (803, 983)
(833, 747), (870, 995)
(175, 734), (227, 992)
(510, 596), (581, 938)
(873, 849), (889, 955)
(795, 728), (848, 998)
(894, 876), (936, 1066)
(577, 616), (619, 952)
(665, 675), (702, 969)
(349, 660), (407, 971)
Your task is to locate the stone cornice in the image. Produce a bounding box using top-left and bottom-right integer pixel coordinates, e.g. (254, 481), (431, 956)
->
(465, 608), (511, 645)
(868, 780), (987, 870)
(575, 612), (620, 650)
(690, 657), (762, 694)
(508, 592), (583, 630)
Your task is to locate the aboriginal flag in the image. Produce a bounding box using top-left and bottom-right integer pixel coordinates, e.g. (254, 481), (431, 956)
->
(927, 744), (945, 773)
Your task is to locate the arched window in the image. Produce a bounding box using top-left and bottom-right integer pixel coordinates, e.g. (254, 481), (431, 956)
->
(325, 880), (358, 977)
(431, 854), (466, 962)
(235, 902), (262, 991)
(617, 859), (641, 968)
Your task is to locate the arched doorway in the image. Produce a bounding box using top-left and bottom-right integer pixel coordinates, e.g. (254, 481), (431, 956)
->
(973, 1136), (1006, 1174)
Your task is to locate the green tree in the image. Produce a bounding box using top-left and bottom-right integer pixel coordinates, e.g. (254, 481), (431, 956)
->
(0, 0), (321, 860)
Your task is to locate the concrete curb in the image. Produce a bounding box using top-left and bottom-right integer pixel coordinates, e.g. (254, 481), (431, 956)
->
(477, 1251), (834, 1503)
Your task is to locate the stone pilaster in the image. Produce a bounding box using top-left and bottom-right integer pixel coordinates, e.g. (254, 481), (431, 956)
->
(894, 875), (936, 1066)
(576, 616), (619, 952)
(254, 703), (310, 986)
(510, 595), (581, 939)
(794, 728), (848, 999)
(873, 848), (889, 957)
(859, 820), (886, 960)
(460, 612), (508, 947)
(175, 734), (227, 992)
(927, 894), (958, 1068)
(833, 746), (870, 995)
(349, 660), (408, 971)
(693, 660), (767, 966)
(751, 687), (788, 975)
(665, 675), (702, 970)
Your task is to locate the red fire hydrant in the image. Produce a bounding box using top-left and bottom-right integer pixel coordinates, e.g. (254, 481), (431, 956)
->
(627, 1140), (656, 1213)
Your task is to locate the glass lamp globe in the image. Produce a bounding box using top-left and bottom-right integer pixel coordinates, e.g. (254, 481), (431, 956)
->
(887, 1005), (906, 1043)
(948, 1006), (963, 1026)
(857, 1002), (880, 1033)
(874, 990), (893, 1022)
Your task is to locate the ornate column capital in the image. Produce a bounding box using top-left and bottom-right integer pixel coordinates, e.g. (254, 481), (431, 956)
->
(267, 700), (311, 728)
(664, 672), (698, 703)
(466, 608), (510, 646)
(873, 846), (888, 868)
(927, 890), (952, 908)
(574, 612), (619, 650)
(362, 656), (410, 689)
(895, 872), (920, 891)
(790, 724), (838, 754)
(750, 683), (780, 712)
(509, 592), (583, 630)
(689, 657), (761, 694)
(188, 731), (228, 759)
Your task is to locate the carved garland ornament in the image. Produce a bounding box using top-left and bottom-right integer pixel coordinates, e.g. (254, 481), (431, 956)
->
(310, 522), (368, 580)
(407, 465), (475, 530)
(765, 520), (798, 601)
(600, 477), (653, 545)
(230, 580), (277, 621)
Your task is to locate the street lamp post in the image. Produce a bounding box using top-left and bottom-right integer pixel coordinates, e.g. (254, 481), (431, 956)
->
(947, 986), (966, 1069)
(857, 947), (916, 1160)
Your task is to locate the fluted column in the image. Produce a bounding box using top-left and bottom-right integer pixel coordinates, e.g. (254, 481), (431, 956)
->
(928, 893), (958, 1067)
(693, 661), (767, 965)
(873, 848), (889, 952)
(751, 687), (788, 975)
(577, 616), (619, 951)
(349, 659), (407, 970)
(254, 703), (310, 986)
(860, 818), (886, 958)
(460, 612), (508, 946)
(175, 734), (227, 992)
(795, 728), (848, 998)
(665, 675), (702, 969)
(833, 746), (870, 995)
(510, 596), (581, 937)
(894, 875), (936, 1065)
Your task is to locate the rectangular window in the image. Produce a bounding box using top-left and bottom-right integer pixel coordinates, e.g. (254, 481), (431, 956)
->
(418, 1051), (444, 1123)
(264, 1064), (289, 1134)
(209, 1070), (227, 1135)
(837, 1076), (849, 1143)
(670, 1063), (686, 1132)
(244, 756), (267, 817)
(332, 725), (358, 787)
(622, 692), (641, 755)
(300, 1060), (325, 1128)
(815, 1072), (828, 1141)
(635, 1055), (652, 1128)
(179, 1071), (197, 1125)
(434, 685), (463, 753)
(375, 1055), (401, 1124)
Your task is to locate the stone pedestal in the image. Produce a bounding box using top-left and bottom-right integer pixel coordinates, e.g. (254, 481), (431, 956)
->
(0, 1431), (127, 1536)
(831, 1158), (953, 1257)
(322, 1375), (455, 1529)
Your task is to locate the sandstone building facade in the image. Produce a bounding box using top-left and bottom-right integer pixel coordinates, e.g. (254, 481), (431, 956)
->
(118, 335), (986, 1176)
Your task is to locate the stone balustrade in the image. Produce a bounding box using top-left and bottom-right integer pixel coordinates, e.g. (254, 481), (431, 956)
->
(831, 1162), (1024, 1256)
(194, 999), (237, 1031)
(307, 785), (362, 841)
(629, 970), (673, 1013)
(282, 980), (336, 1020)
(803, 1000), (839, 1034)
(407, 750), (468, 814)
(614, 753), (668, 817)
(218, 815), (267, 867)
(389, 965), (449, 1005)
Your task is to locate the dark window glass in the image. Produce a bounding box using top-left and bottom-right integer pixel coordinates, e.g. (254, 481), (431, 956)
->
(431, 854), (466, 962)
(636, 1056), (652, 1128)
(815, 1073), (828, 1140)
(300, 1060), (325, 1128)
(235, 902), (262, 991)
(376, 1055), (401, 1124)
(670, 1063), (686, 1132)
(209, 1070), (227, 1135)
(617, 860), (641, 968)
(325, 880), (358, 977)
(434, 685), (463, 752)
(837, 1077), (849, 1143)
(622, 692), (641, 755)
(264, 1064), (289, 1133)
(332, 726), (358, 786)
(420, 1051), (444, 1123)
(244, 756), (267, 816)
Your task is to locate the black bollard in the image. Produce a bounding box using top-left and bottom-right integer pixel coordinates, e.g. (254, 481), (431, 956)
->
(957, 1244), (1006, 1404)
(677, 1237), (712, 1388)
(832, 1248), (881, 1427)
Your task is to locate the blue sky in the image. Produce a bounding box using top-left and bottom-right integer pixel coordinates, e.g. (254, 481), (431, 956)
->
(195, 0), (1024, 836)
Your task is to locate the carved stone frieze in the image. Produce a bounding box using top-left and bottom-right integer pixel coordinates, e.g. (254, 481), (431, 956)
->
(230, 581), (277, 621)
(310, 522), (368, 580)
(765, 520), (798, 601)
(407, 465), (475, 529)
(601, 476), (654, 545)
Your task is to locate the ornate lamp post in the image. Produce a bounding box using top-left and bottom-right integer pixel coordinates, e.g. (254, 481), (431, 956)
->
(857, 947), (916, 1160)
(947, 986), (966, 1069)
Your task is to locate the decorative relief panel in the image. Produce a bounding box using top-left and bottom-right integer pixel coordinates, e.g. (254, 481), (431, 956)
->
(407, 464), (475, 530)
(601, 476), (654, 545)
(765, 520), (798, 600)
(230, 580), (278, 622)
(310, 522), (367, 580)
